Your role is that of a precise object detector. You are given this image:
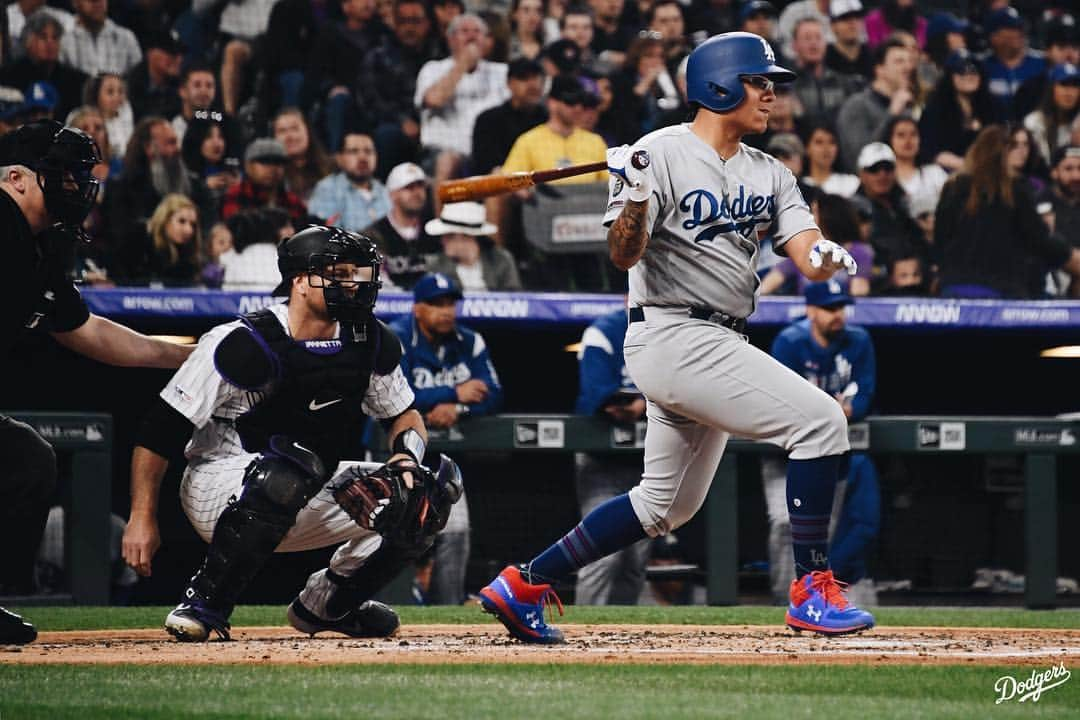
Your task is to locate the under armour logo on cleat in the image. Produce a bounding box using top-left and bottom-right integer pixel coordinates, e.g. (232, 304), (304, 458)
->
(807, 606), (822, 622)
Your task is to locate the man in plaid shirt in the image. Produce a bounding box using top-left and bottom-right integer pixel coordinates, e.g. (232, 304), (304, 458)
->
(222, 138), (308, 224)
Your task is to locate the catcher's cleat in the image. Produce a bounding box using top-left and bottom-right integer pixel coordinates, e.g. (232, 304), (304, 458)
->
(785, 570), (874, 636)
(0, 606), (37, 645)
(479, 565), (565, 645)
(165, 601), (232, 642)
(287, 598), (400, 638)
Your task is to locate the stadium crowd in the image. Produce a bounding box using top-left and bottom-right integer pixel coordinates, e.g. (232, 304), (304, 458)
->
(1, 0), (1078, 297)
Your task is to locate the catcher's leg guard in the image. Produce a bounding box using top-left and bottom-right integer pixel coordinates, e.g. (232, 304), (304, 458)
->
(323, 540), (421, 618)
(182, 437), (327, 614)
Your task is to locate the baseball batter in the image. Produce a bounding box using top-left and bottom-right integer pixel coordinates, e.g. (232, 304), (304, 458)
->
(122, 226), (462, 641)
(479, 32), (874, 642)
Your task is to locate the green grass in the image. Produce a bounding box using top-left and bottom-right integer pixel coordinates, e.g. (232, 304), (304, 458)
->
(1, 664), (1076, 719)
(11, 604), (1080, 632)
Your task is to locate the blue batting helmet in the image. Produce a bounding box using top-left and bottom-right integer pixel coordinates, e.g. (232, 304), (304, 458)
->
(686, 32), (797, 113)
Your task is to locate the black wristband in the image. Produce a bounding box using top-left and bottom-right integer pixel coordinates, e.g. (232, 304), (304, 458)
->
(392, 427), (426, 464)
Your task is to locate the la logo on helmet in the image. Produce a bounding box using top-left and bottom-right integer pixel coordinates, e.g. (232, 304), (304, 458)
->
(760, 37), (774, 63)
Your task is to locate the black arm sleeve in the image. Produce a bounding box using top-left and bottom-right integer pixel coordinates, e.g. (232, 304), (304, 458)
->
(374, 320), (403, 375)
(135, 396), (196, 459)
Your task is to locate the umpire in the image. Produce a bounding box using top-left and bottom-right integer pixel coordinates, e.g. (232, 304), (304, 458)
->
(0, 120), (192, 644)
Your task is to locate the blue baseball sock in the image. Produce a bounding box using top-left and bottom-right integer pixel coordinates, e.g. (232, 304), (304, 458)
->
(787, 455), (842, 578)
(526, 494), (646, 583)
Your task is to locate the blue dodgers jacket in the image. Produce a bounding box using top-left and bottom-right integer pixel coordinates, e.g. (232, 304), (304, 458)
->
(575, 309), (641, 415)
(389, 316), (504, 416)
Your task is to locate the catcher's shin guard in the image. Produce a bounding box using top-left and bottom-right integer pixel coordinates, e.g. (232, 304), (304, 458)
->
(184, 437), (327, 611)
(323, 541), (421, 618)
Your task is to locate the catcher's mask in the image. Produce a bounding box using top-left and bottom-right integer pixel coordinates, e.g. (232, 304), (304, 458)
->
(273, 225), (383, 325)
(0, 120), (101, 238)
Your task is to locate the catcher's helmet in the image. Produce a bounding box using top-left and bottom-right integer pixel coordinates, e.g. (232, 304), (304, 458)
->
(0, 119), (101, 235)
(686, 32), (797, 113)
(273, 225), (382, 323)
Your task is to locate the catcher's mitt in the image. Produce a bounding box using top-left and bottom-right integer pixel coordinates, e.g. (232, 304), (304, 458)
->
(332, 455), (462, 550)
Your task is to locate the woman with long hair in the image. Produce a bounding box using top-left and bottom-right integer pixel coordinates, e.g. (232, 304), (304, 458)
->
(272, 107), (334, 203)
(614, 33), (682, 136)
(801, 122), (860, 197)
(918, 49), (996, 172)
(1006, 124), (1048, 195)
(1023, 64), (1080, 168)
(508, 0), (545, 60)
(147, 194), (203, 286)
(83, 73), (133, 161)
(885, 114), (948, 218)
(934, 125), (1080, 298)
(181, 111), (242, 217)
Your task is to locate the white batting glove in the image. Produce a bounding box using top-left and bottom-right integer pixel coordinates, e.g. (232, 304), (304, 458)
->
(607, 145), (652, 202)
(809, 238), (857, 276)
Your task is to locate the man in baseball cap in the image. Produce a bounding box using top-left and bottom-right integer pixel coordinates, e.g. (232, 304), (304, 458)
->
(361, 162), (439, 290)
(856, 141), (928, 269)
(982, 6), (1047, 117)
(827, 0), (872, 79)
(1037, 145), (1080, 253)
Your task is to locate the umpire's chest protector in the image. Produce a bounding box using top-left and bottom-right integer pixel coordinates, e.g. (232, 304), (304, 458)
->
(214, 308), (402, 464)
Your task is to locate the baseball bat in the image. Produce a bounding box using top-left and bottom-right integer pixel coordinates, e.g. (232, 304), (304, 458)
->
(437, 161), (609, 203)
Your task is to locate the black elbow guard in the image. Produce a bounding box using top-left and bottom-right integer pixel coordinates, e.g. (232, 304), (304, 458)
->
(136, 397), (196, 459)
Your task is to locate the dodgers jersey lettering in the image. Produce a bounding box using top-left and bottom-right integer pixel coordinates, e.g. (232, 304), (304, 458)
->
(603, 124), (817, 318)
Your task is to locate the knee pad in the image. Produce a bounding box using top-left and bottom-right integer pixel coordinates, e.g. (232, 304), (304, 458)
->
(239, 435), (327, 516)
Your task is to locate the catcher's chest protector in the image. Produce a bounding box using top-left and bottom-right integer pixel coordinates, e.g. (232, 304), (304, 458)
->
(235, 308), (377, 465)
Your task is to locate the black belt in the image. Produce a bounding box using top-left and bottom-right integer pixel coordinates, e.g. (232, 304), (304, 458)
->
(628, 306), (746, 333)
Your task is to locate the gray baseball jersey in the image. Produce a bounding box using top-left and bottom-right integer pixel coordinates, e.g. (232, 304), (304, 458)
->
(603, 124), (817, 319)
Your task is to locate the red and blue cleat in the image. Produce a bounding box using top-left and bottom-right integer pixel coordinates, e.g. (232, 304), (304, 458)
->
(786, 570), (875, 636)
(479, 565), (565, 644)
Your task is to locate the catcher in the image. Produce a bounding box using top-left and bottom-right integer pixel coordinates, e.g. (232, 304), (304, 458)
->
(122, 226), (462, 641)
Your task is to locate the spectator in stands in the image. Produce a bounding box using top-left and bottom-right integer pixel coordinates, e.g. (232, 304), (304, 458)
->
(824, 0), (870, 81)
(790, 16), (862, 124)
(589, 0), (636, 71)
(739, 2), (780, 62)
(199, 221), (233, 288)
(684, 0), (736, 47)
(572, 306), (650, 604)
(197, 0), (276, 115)
(60, 0), (141, 77)
(647, 0), (690, 74)
(1013, 13), (1079, 122)
(107, 116), (213, 246)
(272, 108), (335, 204)
(425, 201), (522, 290)
(83, 73), (132, 161)
(919, 49), (996, 173)
(1037, 145), (1080, 296)
(219, 206), (295, 289)
(1024, 64), (1080, 168)
(308, 131), (390, 231)
(864, 0), (925, 50)
(876, 251), (927, 296)
(19, 79), (58, 123)
(801, 122), (859, 197)
(980, 7), (1046, 122)
(6, 1), (74, 60)
(262, 0), (338, 111)
(761, 192), (872, 297)
(180, 111), (242, 219)
(170, 64), (224, 144)
(762, 280), (880, 607)
(855, 140), (927, 271)
(836, 37), (914, 171)
(431, 0), (465, 53)
(305, 0), (389, 154)
(922, 11), (968, 87)
(114, 193), (202, 286)
(886, 114), (948, 221)
(363, 162), (439, 289)
(66, 104), (116, 284)
(612, 32), (682, 136)
(222, 137), (309, 224)
(415, 14), (509, 179)
(540, 37), (583, 81)
(1007, 124), (1049, 196)
(766, 132), (804, 178)
(935, 125), (1080, 298)
(777, 0), (831, 60)
(126, 29), (185, 121)
(360, 0), (442, 177)
(0, 12), (87, 122)
(560, 4), (599, 72)
(471, 58), (546, 177)
(509, 0), (546, 60)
